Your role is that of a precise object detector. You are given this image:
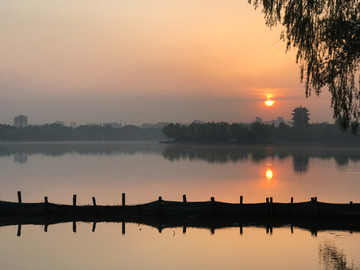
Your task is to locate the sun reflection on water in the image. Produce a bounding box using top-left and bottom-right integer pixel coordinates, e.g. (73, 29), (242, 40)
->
(266, 169), (273, 180)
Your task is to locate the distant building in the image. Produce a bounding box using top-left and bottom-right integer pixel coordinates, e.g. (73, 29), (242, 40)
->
(141, 122), (170, 129)
(255, 117), (263, 123)
(275, 117), (285, 127)
(191, 120), (205, 124)
(292, 106), (310, 127)
(14, 115), (28, 128)
(70, 122), (77, 128)
(54, 121), (65, 126)
(103, 122), (122, 128)
(263, 117), (285, 127)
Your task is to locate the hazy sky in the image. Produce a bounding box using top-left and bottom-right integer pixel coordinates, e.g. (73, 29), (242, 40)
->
(0, 0), (333, 125)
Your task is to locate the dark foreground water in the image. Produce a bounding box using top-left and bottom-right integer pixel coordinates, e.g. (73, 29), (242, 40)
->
(0, 142), (360, 269)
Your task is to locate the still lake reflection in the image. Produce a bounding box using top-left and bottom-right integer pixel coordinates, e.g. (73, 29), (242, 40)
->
(1, 142), (360, 269)
(0, 142), (360, 204)
(0, 222), (359, 270)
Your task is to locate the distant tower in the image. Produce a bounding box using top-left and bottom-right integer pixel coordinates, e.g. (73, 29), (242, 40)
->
(14, 115), (28, 128)
(255, 117), (263, 123)
(291, 106), (310, 127)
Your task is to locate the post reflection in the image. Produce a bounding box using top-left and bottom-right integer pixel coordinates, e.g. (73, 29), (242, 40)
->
(6, 218), (360, 237)
(2, 222), (359, 270)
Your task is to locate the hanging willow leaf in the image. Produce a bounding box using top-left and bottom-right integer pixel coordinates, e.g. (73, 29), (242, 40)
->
(249, 0), (360, 133)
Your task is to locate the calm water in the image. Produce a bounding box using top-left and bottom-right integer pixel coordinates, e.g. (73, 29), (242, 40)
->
(1, 142), (360, 269)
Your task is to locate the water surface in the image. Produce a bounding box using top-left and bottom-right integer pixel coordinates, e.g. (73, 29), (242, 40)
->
(0, 142), (359, 204)
(1, 142), (360, 269)
(0, 222), (359, 270)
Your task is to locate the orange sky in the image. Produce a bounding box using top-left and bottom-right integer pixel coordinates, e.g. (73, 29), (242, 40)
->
(0, 0), (333, 125)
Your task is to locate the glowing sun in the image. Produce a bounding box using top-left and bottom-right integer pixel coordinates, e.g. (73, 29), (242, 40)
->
(265, 100), (274, 106)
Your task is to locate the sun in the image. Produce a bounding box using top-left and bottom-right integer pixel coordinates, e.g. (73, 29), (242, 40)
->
(265, 100), (274, 106)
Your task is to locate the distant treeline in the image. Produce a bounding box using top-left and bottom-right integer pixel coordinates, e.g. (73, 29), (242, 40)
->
(0, 124), (166, 141)
(162, 122), (360, 143)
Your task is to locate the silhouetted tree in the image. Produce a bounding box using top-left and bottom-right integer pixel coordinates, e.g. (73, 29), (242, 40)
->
(250, 122), (272, 140)
(0, 124), (165, 141)
(249, 0), (360, 132)
(161, 121), (360, 143)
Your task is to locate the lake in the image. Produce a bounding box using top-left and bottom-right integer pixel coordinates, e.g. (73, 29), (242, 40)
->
(1, 142), (360, 269)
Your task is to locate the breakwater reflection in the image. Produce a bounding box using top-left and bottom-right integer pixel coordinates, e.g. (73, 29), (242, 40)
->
(2, 219), (358, 270)
(2, 219), (360, 237)
(2, 218), (359, 270)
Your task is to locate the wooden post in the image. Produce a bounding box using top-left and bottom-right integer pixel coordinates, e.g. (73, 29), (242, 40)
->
(266, 226), (269, 234)
(210, 197), (215, 218)
(158, 196), (162, 215)
(239, 196), (243, 218)
(211, 226), (215, 235)
(312, 197), (318, 216)
(350, 201), (353, 205)
(17, 224), (22, 237)
(122, 193), (125, 207)
(183, 194), (187, 203)
(266, 197), (273, 217)
(73, 221), (76, 233)
(73, 195), (77, 207)
(44, 224), (48, 232)
(289, 197), (294, 217)
(266, 197), (269, 216)
(17, 191), (22, 204)
(92, 222), (96, 232)
(44, 196), (49, 214)
(183, 226), (186, 234)
(291, 225), (293, 234)
(240, 225), (243, 235)
(270, 226), (273, 235)
(122, 222), (125, 235)
(92, 197), (96, 207)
